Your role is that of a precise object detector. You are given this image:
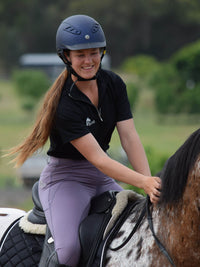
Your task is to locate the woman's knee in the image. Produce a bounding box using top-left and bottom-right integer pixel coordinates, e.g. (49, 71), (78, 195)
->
(56, 241), (81, 266)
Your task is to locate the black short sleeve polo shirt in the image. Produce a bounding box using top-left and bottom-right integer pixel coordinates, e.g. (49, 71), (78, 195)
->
(47, 69), (133, 159)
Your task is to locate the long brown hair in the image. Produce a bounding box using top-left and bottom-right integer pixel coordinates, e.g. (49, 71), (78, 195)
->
(8, 68), (68, 167)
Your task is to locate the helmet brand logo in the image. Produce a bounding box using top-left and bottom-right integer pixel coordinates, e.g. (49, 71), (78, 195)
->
(64, 24), (81, 35)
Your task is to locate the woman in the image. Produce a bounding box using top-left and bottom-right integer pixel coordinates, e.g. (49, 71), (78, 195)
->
(10, 15), (161, 267)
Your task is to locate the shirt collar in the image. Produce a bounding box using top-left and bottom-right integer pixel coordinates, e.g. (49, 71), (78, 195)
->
(65, 70), (107, 105)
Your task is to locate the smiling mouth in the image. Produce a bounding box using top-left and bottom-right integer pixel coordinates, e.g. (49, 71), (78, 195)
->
(82, 66), (94, 70)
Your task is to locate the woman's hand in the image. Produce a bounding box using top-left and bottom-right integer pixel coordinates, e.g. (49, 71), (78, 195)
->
(142, 176), (162, 204)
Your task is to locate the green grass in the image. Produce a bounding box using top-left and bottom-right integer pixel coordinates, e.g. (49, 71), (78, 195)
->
(0, 80), (34, 184)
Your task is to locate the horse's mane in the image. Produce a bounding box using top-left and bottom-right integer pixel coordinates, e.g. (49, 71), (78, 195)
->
(159, 128), (200, 204)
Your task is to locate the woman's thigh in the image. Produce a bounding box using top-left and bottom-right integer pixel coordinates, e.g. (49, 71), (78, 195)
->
(40, 180), (94, 240)
(39, 179), (95, 265)
(96, 178), (123, 196)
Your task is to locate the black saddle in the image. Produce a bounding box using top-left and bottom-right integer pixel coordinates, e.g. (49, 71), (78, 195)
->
(78, 190), (118, 267)
(28, 181), (46, 225)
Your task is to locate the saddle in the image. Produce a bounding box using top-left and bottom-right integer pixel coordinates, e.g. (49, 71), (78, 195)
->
(78, 190), (118, 267)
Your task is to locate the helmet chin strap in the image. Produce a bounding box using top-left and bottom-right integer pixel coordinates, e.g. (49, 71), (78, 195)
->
(66, 64), (100, 81)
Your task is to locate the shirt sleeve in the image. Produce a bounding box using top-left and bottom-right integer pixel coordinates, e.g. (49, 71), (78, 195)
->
(55, 113), (90, 145)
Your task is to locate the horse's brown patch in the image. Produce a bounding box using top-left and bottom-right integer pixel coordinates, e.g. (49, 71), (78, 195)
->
(126, 249), (133, 258)
(115, 230), (125, 239)
(151, 161), (200, 267)
(135, 237), (143, 261)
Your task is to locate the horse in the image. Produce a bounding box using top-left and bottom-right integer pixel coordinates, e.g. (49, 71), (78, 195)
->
(105, 128), (200, 267)
(0, 128), (200, 267)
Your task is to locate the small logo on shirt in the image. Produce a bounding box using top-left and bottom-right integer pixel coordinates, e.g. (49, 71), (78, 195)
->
(86, 117), (95, 127)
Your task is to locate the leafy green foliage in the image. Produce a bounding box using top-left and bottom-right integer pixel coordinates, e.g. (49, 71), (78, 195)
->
(150, 63), (180, 113)
(126, 82), (139, 111)
(121, 55), (160, 80)
(149, 40), (200, 114)
(172, 40), (200, 83)
(145, 145), (169, 176)
(2, 0), (200, 70)
(12, 69), (50, 111)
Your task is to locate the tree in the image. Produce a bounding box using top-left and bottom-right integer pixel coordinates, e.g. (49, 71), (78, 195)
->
(151, 39), (200, 114)
(1, 0), (200, 71)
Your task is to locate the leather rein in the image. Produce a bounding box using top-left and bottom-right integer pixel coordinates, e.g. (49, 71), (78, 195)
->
(110, 196), (176, 267)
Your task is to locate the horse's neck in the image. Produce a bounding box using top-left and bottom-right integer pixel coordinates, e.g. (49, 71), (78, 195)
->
(157, 159), (200, 266)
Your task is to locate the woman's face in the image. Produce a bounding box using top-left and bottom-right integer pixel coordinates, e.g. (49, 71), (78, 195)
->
(66, 48), (101, 79)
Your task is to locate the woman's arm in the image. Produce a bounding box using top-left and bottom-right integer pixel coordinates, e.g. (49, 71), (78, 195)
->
(116, 118), (151, 176)
(71, 133), (161, 203)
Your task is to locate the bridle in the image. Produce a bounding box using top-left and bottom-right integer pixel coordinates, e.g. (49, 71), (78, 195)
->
(146, 196), (176, 267)
(110, 196), (176, 267)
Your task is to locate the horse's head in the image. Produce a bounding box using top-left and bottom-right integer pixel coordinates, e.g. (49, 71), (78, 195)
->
(159, 128), (200, 204)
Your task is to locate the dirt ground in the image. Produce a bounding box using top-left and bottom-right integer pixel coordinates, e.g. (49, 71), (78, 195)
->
(0, 186), (32, 210)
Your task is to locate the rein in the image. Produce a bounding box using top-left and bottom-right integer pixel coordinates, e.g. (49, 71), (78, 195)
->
(110, 201), (146, 251)
(109, 196), (176, 267)
(146, 196), (176, 267)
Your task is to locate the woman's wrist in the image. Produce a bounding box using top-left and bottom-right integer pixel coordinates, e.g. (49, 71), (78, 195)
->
(131, 173), (148, 192)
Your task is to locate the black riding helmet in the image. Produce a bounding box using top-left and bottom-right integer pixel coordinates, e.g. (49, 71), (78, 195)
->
(56, 14), (106, 81)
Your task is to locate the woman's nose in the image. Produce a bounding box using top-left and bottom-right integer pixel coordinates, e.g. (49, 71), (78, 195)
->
(84, 54), (93, 63)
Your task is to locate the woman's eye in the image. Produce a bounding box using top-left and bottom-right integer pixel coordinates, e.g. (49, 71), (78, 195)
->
(91, 52), (100, 58)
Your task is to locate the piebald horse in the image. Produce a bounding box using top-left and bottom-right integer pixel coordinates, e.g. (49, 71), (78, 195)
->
(105, 128), (200, 266)
(0, 128), (200, 266)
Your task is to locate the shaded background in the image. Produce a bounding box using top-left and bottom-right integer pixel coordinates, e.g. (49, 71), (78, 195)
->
(1, 0), (200, 73)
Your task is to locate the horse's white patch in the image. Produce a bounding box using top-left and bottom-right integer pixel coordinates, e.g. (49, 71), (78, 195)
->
(106, 214), (155, 266)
